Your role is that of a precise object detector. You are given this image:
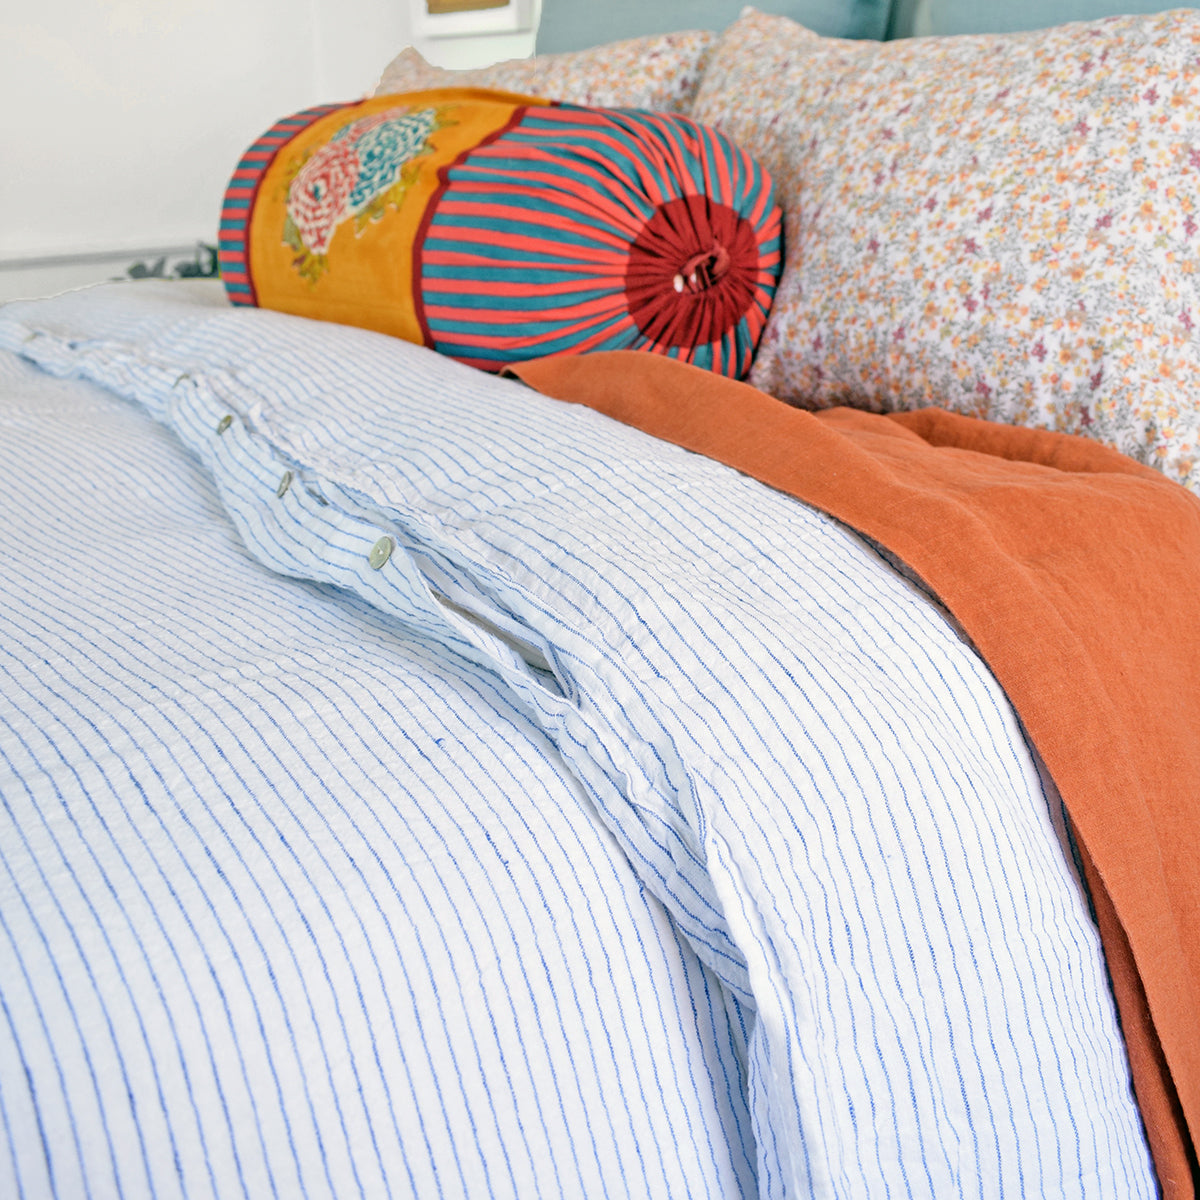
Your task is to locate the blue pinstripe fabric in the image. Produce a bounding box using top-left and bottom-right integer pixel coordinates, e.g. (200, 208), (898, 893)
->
(0, 281), (1157, 1198)
(0, 320), (756, 1199)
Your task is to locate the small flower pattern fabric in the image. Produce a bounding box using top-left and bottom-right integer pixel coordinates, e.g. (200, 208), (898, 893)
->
(692, 8), (1200, 493)
(374, 31), (715, 112)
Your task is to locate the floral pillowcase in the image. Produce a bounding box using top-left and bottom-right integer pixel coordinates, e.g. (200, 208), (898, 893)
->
(692, 7), (1200, 493)
(374, 31), (715, 112)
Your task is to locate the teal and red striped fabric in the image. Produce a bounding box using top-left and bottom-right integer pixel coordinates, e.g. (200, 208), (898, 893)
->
(220, 94), (782, 379)
(414, 104), (782, 378)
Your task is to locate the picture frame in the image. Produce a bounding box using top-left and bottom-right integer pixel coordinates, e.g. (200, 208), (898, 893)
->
(409, 0), (535, 38)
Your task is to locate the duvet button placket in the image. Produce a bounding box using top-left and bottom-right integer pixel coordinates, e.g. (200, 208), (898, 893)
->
(166, 375), (523, 681)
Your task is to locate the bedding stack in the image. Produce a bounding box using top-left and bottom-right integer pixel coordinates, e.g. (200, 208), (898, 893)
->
(361, 5), (1200, 497)
(3, 2), (1200, 1198)
(0, 278), (1165, 1199)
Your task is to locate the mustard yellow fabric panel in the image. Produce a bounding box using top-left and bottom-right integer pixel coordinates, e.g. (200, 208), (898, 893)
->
(241, 89), (540, 343)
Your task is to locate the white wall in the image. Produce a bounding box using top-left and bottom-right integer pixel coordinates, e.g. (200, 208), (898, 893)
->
(0, 0), (537, 301)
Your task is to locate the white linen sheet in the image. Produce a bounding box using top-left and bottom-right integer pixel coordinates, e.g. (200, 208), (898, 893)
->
(0, 280), (1157, 1198)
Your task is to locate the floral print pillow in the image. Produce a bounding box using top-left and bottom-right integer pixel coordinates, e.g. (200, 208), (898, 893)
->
(374, 31), (715, 112)
(692, 8), (1200, 493)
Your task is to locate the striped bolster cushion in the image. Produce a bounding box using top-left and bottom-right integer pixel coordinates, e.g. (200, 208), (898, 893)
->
(219, 88), (782, 379)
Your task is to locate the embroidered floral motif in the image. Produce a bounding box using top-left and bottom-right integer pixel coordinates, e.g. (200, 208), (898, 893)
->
(284, 105), (447, 282)
(286, 139), (359, 260)
(693, 9), (1200, 493)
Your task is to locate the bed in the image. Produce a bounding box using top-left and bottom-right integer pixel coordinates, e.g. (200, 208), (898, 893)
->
(2, 3), (1198, 1198)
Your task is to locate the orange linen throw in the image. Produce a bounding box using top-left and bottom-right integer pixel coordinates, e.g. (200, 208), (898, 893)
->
(514, 350), (1200, 1197)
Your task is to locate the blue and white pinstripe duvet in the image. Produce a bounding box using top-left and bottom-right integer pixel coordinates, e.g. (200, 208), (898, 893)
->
(0, 281), (1157, 1198)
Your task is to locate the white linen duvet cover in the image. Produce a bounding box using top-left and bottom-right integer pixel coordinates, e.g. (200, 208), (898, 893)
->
(0, 281), (1156, 1199)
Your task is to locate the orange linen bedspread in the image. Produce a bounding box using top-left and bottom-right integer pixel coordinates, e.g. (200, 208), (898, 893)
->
(514, 350), (1200, 1197)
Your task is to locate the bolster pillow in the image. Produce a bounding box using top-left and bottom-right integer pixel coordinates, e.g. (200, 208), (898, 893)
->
(219, 88), (782, 379)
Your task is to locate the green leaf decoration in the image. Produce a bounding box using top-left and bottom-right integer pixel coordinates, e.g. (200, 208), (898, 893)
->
(283, 216), (303, 254)
(280, 150), (311, 198)
(295, 251), (329, 285)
